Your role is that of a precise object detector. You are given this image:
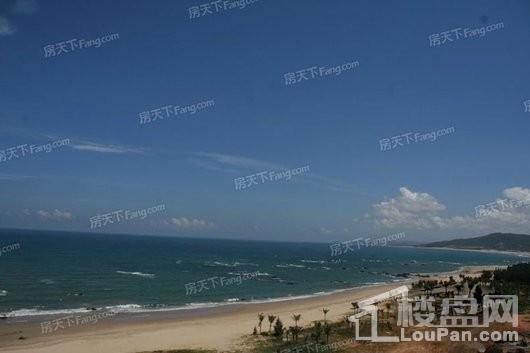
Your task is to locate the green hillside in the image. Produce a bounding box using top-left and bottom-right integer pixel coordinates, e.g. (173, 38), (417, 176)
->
(421, 232), (530, 252)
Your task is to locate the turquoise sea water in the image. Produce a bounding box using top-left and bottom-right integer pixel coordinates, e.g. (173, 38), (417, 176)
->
(0, 229), (526, 317)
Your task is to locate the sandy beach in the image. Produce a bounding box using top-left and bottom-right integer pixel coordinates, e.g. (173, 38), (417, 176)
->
(0, 266), (501, 353)
(406, 245), (530, 258)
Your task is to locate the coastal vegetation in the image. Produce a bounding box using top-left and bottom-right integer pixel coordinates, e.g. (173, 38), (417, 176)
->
(240, 264), (530, 353)
(141, 264), (530, 353)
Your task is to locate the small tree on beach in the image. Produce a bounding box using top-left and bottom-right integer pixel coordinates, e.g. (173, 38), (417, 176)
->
(289, 325), (302, 341)
(322, 308), (329, 322)
(343, 315), (352, 329)
(385, 302), (392, 319)
(257, 313), (265, 334)
(443, 281), (450, 295)
(268, 315), (276, 333)
(312, 321), (322, 343)
(480, 270), (493, 284)
(292, 314), (302, 328)
(474, 285), (484, 305)
(287, 326), (293, 341)
(323, 324), (331, 344)
(273, 318), (284, 339)
(424, 281), (435, 295)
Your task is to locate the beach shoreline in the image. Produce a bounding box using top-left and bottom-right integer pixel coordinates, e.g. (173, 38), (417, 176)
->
(401, 244), (530, 258)
(0, 265), (502, 353)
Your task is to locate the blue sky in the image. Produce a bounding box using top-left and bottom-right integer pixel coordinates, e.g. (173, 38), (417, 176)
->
(1, 0), (530, 242)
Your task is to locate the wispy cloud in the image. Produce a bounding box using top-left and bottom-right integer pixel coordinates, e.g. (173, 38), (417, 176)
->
(0, 0), (38, 37)
(0, 16), (15, 36)
(169, 217), (216, 230)
(320, 227), (333, 234)
(21, 209), (74, 221)
(191, 151), (365, 194)
(1, 128), (145, 155)
(69, 142), (145, 154)
(36, 209), (73, 220)
(190, 152), (284, 172)
(12, 0), (38, 15)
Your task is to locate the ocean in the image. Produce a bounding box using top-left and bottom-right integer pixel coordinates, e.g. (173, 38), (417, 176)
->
(0, 229), (526, 318)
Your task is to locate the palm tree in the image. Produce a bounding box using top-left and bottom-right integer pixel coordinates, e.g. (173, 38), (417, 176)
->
(257, 313), (264, 334)
(322, 308), (329, 322)
(443, 281), (450, 295)
(290, 325), (302, 341)
(287, 326), (294, 341)
(343, 315), (352, 329)
(424, 281), (434, 295)
(480, 270), (492, 284)
(323, 324), (331, 344)
(268, 315), (276, 333)
(292, 314), (302, 328)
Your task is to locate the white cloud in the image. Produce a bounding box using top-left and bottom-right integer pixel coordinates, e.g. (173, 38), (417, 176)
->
(191, 152), (284, 172)
(370, 186), (530, 232)
(36, 209), (73, 221)
(373, 187), (446, 229)
(0, 16), (15, 36)
(70, 142), (145, 154)
(0, 0), (37, 37)
(320, 227), (333, 234)
(170, 217), (215, 230)
(503, 187), (530, 204)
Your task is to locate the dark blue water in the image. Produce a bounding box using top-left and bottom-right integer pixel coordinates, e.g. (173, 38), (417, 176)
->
(0, 229), (526, 317)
